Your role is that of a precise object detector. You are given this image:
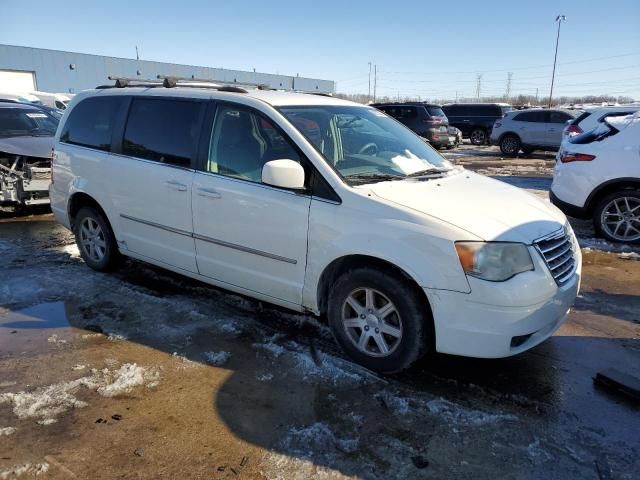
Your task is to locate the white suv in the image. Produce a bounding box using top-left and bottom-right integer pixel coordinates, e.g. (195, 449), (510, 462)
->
(552, 113), (640, 244)
(50, 80), (581, 373)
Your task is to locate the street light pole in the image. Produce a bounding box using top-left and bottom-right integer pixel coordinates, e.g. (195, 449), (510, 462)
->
(548, 15), (566, 108)
(368, 62), (372, 102)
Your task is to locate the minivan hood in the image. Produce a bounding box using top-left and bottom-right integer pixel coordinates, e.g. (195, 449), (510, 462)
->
(366, 171), (565, 243)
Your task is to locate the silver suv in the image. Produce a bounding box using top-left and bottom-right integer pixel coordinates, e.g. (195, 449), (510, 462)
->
(490, 109), (575, 156)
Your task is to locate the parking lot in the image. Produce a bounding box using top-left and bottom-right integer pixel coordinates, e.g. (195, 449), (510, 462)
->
(0, 146), (638, 480)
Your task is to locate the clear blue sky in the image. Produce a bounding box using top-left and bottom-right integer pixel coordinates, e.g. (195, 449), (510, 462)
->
(2, 0), (639, 100)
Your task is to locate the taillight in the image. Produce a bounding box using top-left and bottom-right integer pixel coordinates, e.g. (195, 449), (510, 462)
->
(560, 152), (596, 163)
(565, 124), (583, 136)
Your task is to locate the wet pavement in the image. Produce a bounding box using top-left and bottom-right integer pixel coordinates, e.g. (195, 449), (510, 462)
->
(1, 155), (639, 479)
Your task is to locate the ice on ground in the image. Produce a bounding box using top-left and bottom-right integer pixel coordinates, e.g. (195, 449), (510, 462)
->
(171, 352), (198, 369)
(203, 351), (231, 366)
(290, 350), (362, 385)
(36, 418), (57, 426)
(71, 364), (86, 371)
(47, 334), (67, 344)
(579, 237), (635, 253)
(0, 363), (159, 421)
(98, 363), (160, 397)
(619, 252), (640, 261)
(0, 463), (49, 479)
(260, 451), (355, 480)
(281, 422), (359, 457)
(253, 335), (287, 358)
(256, 373), (274, 382)
(425, 397), (518, 426)
(378, 392), (410, 416)
(0, 427), (16, 436)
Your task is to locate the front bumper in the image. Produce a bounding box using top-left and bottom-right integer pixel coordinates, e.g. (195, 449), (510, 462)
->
(425, 247), (581, 358)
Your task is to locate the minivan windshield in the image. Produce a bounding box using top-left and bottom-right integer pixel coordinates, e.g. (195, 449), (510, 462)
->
(279, 105), (454, 185)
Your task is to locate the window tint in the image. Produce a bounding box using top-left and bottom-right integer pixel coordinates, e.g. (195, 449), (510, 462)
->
(60, 96), (123, 151)
(513, 111), (546, 123)
(208, 105), (302, 183)
(426, 106), (445, 117)
(123, 98), (202, 167)
(549, 111), (572, 124)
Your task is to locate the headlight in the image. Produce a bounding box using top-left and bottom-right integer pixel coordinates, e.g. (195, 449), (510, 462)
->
(455, 242), (534, 282)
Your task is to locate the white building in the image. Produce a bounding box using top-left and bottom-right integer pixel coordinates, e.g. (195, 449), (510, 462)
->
(0, 44), (335, 94)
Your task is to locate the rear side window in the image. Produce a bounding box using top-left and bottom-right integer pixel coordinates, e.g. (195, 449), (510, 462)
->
(123, 98), (202, 167)
(549, 111), (573, 124)
(513, 111), (546, 123)
(426, 106), (445, 117)
(60, 96), (123, 151)
(572, 111), (591, 126)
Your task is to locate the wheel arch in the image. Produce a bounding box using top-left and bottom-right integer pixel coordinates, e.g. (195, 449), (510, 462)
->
(316, 254), (433, 321)
(585, 178), (640, 214)
(67, 192), (111, 230)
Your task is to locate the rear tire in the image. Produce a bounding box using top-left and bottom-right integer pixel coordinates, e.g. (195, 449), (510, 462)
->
(499, 134), (521, 157)
(327, 267), (431, 374)
(73, 206), (121, 271)
(593, 190), (640, 244)
(470, 128), (487, 145)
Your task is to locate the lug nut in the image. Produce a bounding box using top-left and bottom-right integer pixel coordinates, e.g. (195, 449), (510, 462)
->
(360, 314), (366, 319)
(375, 328), (380, 334)
(364, 326), (369, 331)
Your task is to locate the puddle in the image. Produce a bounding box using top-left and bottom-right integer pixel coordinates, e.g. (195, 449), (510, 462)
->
(0, 302), (76, 356)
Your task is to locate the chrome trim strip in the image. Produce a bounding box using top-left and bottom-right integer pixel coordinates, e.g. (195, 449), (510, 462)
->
(193, 233), (297, 264)
(120, 214), (192, 237)
(119, 214), (297, 264)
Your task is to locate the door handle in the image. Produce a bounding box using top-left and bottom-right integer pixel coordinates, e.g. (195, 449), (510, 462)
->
(197, 188), (222, 199)
(164, 180), (188, 192)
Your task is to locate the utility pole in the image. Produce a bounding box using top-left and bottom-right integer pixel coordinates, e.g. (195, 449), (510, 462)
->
(535, 88), (539, 104)
(506, 72), (513, 100)
(135, 46), (140, 60)
(548, 15), (566, 108)
(368, 62), (372, 102)
(476, 74), (482, 99)
(373, 64), (377, 103)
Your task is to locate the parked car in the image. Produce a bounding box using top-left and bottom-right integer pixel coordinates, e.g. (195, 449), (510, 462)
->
(50, 83), (580, 373)
(490, 109), (576, 156)
(442, 103), (512, 145)
(447, 126), (462, 149)
(0, 98), (64, 119)
(30, 91), (73, 110)
(563, 105), (640, 138)
(0, 102), (58, 207)
(371, 102), (450, 148)
(0, 92), (43, 105)
(551, 113), (640, 244)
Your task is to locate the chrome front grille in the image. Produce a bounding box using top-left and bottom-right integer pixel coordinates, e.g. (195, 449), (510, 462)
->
(535, 227), (576, 286)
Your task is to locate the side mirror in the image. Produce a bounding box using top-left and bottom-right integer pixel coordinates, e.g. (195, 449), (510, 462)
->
(262, 159), (305, 190)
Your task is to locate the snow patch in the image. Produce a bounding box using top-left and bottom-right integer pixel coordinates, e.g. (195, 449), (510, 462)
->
(0, 364), (160, 421)
(256, 373), (274, 382)
(71, 364), (86, 371)
(425, 398), (518, 426)
(281, 422), (358, 457)
(378, 392), (410, 416)
(0, 427), (16, 436)
(171, 352), (198, 369)
(0, 463), (49, 479)
(619, 251), (640, 261)
(203, 351), (231, 366)
(47, 334), (66, 344)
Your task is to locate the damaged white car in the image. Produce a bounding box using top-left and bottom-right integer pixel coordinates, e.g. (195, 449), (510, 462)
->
(0, 102), (57, 207)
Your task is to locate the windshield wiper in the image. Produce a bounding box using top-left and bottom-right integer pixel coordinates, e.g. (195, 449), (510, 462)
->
(345, 173), (404, 184)
(405, 167), (449, 178)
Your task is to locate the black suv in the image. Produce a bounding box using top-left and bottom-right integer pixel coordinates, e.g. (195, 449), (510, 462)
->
(372, 102), (449, 148)
(442, 103), (512, 145)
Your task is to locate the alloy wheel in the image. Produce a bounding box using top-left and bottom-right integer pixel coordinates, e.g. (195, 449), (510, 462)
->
(341, 287), (403, 357)
(502, 137), (519, 155)
(79, 217), (107, 261)
(600, 196), (640, 242)
(470, 129), (486, 145)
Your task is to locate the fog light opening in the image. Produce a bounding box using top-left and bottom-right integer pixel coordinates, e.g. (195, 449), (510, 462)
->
(511, 333), (534, 348)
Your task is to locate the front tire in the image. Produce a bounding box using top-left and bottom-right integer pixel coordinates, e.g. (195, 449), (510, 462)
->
(73, 206), (121, 271)
(593, 190), (640, 244)
(327, 267), (431, 374)
(469, 128), (487, 145)
(500, 134), (521, 157)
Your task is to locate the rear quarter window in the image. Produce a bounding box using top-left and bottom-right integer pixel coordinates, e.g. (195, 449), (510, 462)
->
(60, 96), (124, 151)
(122, 98), (203, 167)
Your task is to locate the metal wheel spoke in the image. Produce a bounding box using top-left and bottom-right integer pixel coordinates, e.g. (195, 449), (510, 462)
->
(372, 334), (389, 354)
(344, 318), (365, 329)
(346, 296), (364, 315)
(357, 332), (370, 349)
(94, 237), (106, 249)
(376, 301), (396, 319)
(380, 322), (401, 338)
(365, 289), (375, 310)
(81, 225), (91, 239)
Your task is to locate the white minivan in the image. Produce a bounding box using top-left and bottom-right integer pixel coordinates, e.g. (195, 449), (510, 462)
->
(50, 81), (581, 373)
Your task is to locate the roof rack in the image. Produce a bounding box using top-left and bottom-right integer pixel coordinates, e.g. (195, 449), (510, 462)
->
(100, 76), (274, 94)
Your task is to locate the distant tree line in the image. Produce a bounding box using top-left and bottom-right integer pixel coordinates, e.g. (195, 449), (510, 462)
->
(334, 92), (636, 107)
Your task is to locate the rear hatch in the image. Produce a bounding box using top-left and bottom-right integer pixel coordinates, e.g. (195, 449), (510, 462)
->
(424, 106), (449, 136)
